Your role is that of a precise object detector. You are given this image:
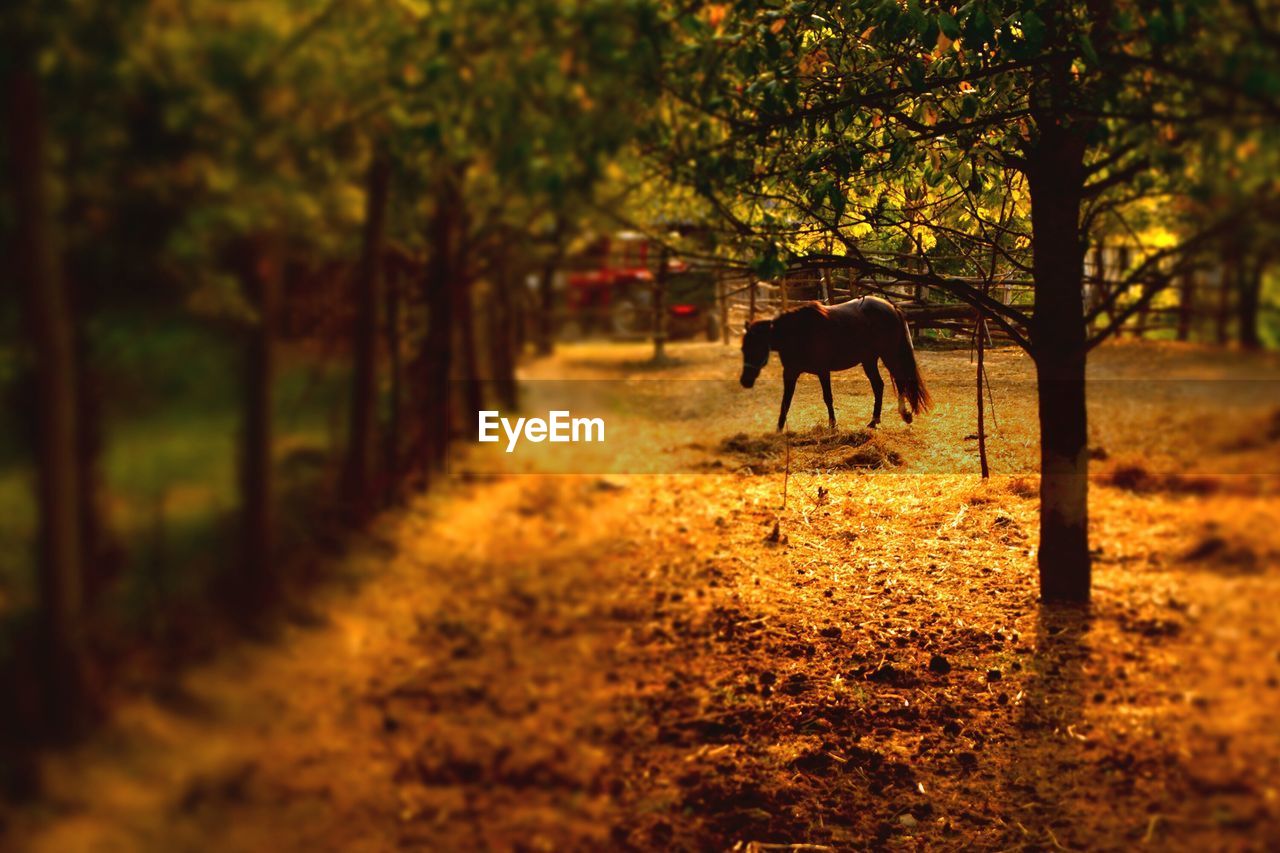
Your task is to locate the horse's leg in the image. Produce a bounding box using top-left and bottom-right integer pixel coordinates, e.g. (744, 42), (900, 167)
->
(862, 360), (884, 428)
(818, 371), (836, 430)
(777, 369), (799, 432)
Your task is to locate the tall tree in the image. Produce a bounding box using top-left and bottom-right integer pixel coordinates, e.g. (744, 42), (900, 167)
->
(650, 0), (1280, 603)
(4, 56), (91, 735)
(341, 147), (391, 519)
(233, 238), (280, 615)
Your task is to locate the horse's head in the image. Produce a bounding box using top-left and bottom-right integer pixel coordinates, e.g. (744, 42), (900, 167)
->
(740, 319), (773, 388)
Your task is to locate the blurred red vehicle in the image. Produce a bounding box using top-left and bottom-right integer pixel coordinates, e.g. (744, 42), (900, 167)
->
(559, 231), (718, 340)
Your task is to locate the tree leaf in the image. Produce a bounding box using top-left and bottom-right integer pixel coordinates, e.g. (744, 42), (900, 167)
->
(1020, 11), (1046, 49)
(1078, 33), (1100, 68)
(938, 12), (961, 40)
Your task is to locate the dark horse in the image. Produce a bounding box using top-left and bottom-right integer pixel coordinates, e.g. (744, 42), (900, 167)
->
(740, 296), (931, 431)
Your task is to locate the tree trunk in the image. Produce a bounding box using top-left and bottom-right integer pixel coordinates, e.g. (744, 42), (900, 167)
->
(73, 313), (118, 608)
(651, 246), (669, 362)
(60, 124), (117, 612)
(420, 179), (458, 475)
(340, 150), (390, 520)
(1237, 257), (1266, 350)
(6, 65), (92, 737)
(535, 217), (565, 356)
(535, 261), (557, 356)
(383, 264), (403, 504)
(1027, 130), (1092, 605)
(236, 238), (280, 616)
(453, 254), (483, 437)
(489, 243), (519, 410)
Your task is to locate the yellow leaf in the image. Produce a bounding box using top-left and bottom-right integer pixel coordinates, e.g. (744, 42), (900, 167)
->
(394, 0), (427, 20)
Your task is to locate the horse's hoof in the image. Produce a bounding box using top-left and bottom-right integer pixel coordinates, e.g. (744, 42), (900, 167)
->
(867, 420), (879, 429)
(901, 412), (914, 425)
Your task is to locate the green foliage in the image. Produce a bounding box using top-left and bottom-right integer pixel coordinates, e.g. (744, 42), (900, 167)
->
(6, 0), (665, 317)
(1, 0), (671, 637)
(646, 0), (1280, 323)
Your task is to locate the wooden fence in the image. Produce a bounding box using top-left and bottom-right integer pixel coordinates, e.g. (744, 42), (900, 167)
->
(714, 259), (1260, 347)
(716, 268), (1035, 345)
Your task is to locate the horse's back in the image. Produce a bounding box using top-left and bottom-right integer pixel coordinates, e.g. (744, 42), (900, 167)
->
(825, 295), (901, 328)
(772, 296), (906, 372)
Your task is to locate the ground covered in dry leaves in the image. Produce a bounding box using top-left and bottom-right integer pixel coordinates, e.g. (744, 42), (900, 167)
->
(5, 339), (1280, 852)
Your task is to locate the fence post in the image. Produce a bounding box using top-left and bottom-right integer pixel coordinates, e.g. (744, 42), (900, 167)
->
(651, 245), (669, 362)
(1092, 244), (1112, 332)
(1217, 256), (1234, 344)
(718, 273), (729, 344)
(749, 279), (757, 323)
(976, 316), (989, 479)
(1176, 269), (1194, 342)
(1136, 275), (1157, 339)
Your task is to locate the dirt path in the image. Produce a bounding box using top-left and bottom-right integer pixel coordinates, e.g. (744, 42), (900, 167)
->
(5, 341), (1280, 851)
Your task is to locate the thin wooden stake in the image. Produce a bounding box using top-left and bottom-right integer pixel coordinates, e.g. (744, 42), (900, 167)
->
(976, 316), (990, 479)
(782, 431), (791, 509)
(983, 360), (999, 432)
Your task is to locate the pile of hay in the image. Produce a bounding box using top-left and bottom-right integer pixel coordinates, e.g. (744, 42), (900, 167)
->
(717, 428), (902, 472)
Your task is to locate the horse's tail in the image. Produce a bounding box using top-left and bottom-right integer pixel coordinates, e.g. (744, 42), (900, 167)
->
(887, 308), (931, 417)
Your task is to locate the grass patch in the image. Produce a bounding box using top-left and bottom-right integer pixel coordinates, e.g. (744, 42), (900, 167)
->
(0, 312), (351, 628)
